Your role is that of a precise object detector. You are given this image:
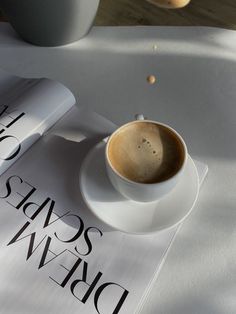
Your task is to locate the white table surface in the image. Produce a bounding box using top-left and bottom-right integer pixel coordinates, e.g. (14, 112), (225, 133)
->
(0, 22), (236, 314)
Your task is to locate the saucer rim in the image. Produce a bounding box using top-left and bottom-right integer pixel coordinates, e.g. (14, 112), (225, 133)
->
(79, 141), (199, 235)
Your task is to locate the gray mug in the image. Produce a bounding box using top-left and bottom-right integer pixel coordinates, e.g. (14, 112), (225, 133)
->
(0, 0), (100, 46)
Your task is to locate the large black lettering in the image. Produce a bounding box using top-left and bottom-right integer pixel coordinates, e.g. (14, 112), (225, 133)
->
(94, 283), (129, 314)
(70, 261), (103, 303)
(38, 237), (67, 269)
(21, 196), (70, 226)
(7, 221), (47, 260)
(0, 135), (21, 160)
(0, 175), (23, 199)
(75, 227), (103, 256)
(50, 252), (82, 288)
(0, 105), (25, 128)
(42, 200), (70, 228)
(15, 180), (36, 210)
(54, 214), (84, 243)
(4, 178), (36, 210)
(22, 197), (52, 220)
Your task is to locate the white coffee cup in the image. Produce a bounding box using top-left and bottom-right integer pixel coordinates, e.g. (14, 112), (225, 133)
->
(105, 115), (187, 202)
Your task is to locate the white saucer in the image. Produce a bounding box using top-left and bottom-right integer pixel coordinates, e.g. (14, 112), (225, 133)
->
(80, 141), (199, 234)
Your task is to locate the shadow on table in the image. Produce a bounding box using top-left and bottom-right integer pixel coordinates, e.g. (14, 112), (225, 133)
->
(0, 22), (236, 169)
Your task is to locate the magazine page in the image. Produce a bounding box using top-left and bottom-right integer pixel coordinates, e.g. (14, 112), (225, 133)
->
(0, 69), (75, 176)
(0, 106), (178, 314)
(0, 68), (37, 104)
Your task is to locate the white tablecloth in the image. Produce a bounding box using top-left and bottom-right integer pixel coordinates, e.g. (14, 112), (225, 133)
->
(0, 22), (236, 314)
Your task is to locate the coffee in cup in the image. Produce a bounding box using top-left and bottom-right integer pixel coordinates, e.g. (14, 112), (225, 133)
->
(108, 121), (185, 184)
(105, 117), (187, 202)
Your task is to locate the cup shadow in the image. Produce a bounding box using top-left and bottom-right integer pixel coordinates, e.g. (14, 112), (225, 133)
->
(80, 141), (125, 203)
(43, 133), (117, 233)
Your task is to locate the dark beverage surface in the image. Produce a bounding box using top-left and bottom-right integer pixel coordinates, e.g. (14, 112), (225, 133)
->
(108, 122), (185, 183)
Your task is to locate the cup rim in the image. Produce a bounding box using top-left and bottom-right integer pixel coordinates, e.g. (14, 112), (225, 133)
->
(105, 119), (188, 186)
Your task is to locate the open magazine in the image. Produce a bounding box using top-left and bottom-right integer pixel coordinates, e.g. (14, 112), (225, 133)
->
(0, 69), (207, 314)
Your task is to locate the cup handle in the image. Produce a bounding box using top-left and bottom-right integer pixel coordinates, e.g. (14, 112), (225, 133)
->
(135, 114), (145, 121)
